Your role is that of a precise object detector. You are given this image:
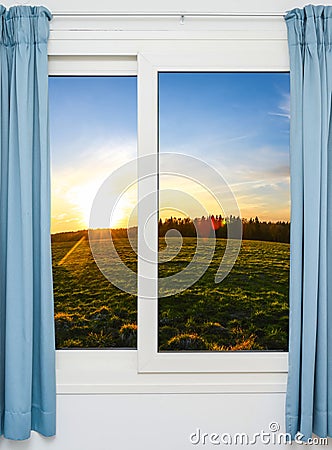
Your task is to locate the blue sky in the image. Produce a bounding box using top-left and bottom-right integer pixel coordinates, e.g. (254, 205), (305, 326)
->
(49, 73), (290, 233)
(159, 72), (290, 224)
(50, 77), (137, 169)
(159, 72), (289, 153)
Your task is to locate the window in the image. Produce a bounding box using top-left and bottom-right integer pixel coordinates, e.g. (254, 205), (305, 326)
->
(137, 52), (289, 374)
(50, 76), (138, 349)
(158, 72), (290, 353)
(50, 5), (291, 392)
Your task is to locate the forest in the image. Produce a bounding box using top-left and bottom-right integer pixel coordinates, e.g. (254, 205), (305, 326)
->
(159, 215), (289, 242)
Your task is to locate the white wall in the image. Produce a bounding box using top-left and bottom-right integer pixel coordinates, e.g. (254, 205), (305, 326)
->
(0, 393), (330, 449)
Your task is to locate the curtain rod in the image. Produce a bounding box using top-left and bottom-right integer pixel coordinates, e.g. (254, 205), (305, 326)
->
(53, 12), (287, 18)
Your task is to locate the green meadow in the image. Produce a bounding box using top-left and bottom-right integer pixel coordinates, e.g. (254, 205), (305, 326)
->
(52, 231), (289, 351)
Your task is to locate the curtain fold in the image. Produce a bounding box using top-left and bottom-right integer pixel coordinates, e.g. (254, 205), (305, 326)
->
(0, 5), (55, 440)
(285, 5), (332, 441)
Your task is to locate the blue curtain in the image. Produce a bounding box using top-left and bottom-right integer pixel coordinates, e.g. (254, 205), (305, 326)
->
(0, 6), (55, 440)
(285, 5), (332, 441)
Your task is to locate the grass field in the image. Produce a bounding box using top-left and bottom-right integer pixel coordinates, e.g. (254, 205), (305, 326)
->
(52, 234), (289, 351)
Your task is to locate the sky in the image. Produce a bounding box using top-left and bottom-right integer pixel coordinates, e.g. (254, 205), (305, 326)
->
(159, 72), (290, 225)
(49, 73), (290, 234)
(49, 76), (137, 233)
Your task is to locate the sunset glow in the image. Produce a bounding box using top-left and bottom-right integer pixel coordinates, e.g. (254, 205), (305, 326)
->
(50, 73), (289, 235)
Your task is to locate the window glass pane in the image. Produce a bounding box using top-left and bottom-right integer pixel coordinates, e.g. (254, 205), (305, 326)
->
(158, 72), (290, 352)
(50, 76), (137, 349)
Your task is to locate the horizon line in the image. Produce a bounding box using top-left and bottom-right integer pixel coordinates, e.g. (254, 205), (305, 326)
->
(51, 216), (290, 236)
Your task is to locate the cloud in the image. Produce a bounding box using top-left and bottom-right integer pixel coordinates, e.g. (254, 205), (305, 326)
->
(222, 133), (257, 143)
(269, 112), (290, 119)
(269, 92), (290, 120)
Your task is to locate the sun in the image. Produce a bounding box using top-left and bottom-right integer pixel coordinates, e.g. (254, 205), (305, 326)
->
(66, 180), (102, 229)
(67, 181), (137, 230)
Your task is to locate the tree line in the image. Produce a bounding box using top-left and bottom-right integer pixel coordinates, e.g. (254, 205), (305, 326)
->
(52, 215), (290, 244)
(158, 215), (290, 243)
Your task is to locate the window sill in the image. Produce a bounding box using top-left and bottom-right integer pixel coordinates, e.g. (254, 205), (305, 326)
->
(56, 350), (288, 395)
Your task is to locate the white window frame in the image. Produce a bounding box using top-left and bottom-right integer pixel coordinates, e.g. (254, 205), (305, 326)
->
(137, 50), (289, 373)
(39, 0), (307, 393)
